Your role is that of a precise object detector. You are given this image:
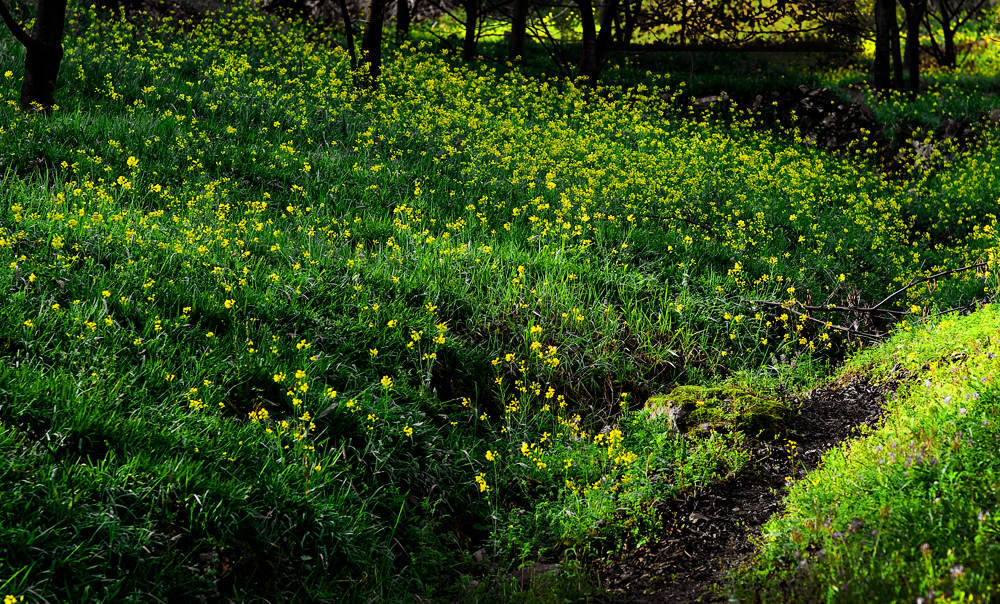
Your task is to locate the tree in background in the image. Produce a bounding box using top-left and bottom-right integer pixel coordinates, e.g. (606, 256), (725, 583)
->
(0, 0), (68, 111)
(924, 0), (990, 67)
(634, 0), (859, 47)
(463, 0), (479, 59)
(873, 0), (935, 93)
(900, 0), (927, 92)
(337, 0), (359, 69)
(873, 0), (895, 88)
(576, 0), (620, 82)
(361, 0), (386, 83)
(508, 0), (529, 60)
(396, 0), (411, 40)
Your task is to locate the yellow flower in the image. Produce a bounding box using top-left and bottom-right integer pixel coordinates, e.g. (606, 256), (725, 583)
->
(474, 473), (489, 493)
(380, 375), (393, 389)
(102, 290), (111, 298)
(402, 425), (413, 437)
(224, 299), (235, 309)
(126, 156), (139, 168)
(205, 331), (214, 338)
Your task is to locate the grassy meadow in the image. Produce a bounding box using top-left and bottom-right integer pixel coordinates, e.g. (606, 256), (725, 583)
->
(1, 2), (1000, 600)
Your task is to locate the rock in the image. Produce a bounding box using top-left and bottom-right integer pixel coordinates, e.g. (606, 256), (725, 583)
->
(985, 108), (1000, 124)
(644, 385), (785, 434)
(694, 92), (730, 106)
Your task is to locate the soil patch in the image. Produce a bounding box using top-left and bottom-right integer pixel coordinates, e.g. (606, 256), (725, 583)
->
(597, 375), (892, 602)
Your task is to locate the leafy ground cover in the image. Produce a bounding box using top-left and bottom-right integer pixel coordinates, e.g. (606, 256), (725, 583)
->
(0, 2), (999, 600)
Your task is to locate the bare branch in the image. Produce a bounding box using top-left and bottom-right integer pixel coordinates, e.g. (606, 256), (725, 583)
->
(794, 303), (907, 316)
(743, 298), (882, 341)
(872, 262), (989, 311)
(953, 0), (990, 29)
(0, 0), (35, 48)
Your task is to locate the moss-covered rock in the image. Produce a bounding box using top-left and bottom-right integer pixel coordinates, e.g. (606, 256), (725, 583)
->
(644, 385), (785, 434)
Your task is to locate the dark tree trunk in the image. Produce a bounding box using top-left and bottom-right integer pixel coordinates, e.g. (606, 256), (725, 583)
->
(872, 0), (894, 89)
(890, 3), (903, 88)
(396, 0), (410, 42)
(338, 0), (358, 70)
(0, 0), (67, 111)
(621, 0), (637, 44)
(508, 0), (528, 61)
(595, 0), (620, 61)
(903, 0), (926, 93)
(361, 0), (386, 85)
(942, 23), (956, 67)
(577, 0), (599, 82)
(923, 0), (988, 69)
(463, 0), (479, 61)
(577, 0), (618, 83)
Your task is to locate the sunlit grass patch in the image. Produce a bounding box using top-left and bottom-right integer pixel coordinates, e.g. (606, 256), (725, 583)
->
(740, 306), (1000, 601)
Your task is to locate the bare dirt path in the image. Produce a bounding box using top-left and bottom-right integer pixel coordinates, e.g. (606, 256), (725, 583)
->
(598, 376), (891, 602)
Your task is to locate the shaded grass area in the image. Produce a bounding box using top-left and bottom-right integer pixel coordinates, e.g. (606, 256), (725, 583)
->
(455, 17), (1000, 148)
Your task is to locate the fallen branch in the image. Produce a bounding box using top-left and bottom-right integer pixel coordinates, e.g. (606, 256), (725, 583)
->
(795, 303), (907, 316)
(872, 261), (989, 311)
(743, 298), (882, 341)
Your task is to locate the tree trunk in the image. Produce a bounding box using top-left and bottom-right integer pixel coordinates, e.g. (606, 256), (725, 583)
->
(890, 3), (903, 88)
(621, 0), (637, 44)
(338, 0), (358, 70)
(577, 0), (599, 82)
(872, 0), (893, 89)
(595, 0), (620, 61)
(396, 0), (410, 42)
(903, 0), (926, 93)
(463, 0), (479, 61)
(942, 23), (956, 67)
(1, 0), (67, 111)
(361, 0), (386, 85)
(508, 0), (528, 61)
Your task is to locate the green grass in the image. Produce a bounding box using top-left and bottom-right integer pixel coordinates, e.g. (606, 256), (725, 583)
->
(0, 1), (999, 600)
(738, 306), (1000, 601)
